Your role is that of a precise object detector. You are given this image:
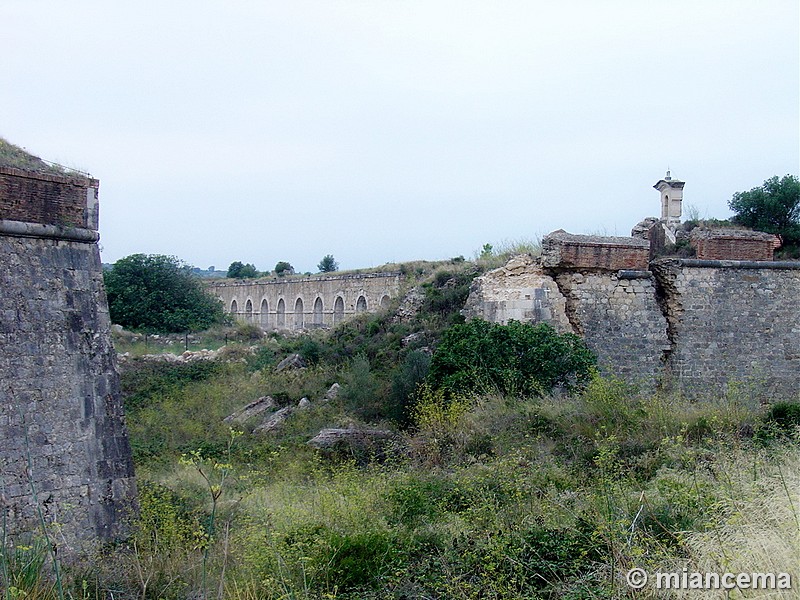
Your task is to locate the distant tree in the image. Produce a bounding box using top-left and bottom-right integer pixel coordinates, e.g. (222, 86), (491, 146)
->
(104, 254), (224, 333)
(729, 175), (800, 246)
(275, 261), (294, 276)
(226, 261), (258, 279)
(317, 254), (339, 272)
(479, 243), (494, 260)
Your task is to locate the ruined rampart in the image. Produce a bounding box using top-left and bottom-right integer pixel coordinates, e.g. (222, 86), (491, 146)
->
(0, 167), (135, 552)
(464, 232), (800, 398)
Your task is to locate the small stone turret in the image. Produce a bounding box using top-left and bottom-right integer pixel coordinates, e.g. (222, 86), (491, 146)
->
(654, 170), (684, 229)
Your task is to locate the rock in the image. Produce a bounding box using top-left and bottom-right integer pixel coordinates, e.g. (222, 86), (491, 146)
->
(307, 427), (395, 450)
(223, 396), (276, 424)
(401, 332), (424, 347)
(254, 407), (293, 434)
(275, 353), (307, 372)
(322, 383), (340, 402)
(393, 286), (425, 323)
(297, 397), (311, 409)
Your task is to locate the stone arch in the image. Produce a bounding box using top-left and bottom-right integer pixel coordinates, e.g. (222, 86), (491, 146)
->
(277, 298), (286, 328)
(230, 299), (238, 315)
(380, 295), (391, 309)
(245, 298), (253, 322)
(356, 295), (367, 313)
(313, 297), (323, 326)
(260, 298), (269, 328)
(294, 297), (304, 330)
(334, 296), (345, 325)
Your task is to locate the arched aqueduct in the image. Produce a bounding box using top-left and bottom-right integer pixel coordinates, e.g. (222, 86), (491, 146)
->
(208, 271), (402, 330)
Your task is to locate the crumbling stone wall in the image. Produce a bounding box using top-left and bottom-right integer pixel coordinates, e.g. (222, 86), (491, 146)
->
(0, 170), (135, 553)
(651, 259), (800, 398)
(553, 270), (670, 387)
(464, 231), (800, 398)
(461, 254), (571, 332)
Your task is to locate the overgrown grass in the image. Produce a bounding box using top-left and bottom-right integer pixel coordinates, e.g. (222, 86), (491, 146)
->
(8, 256), (799, 598)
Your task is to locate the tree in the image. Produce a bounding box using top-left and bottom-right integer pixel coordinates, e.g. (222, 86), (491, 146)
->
(226, 261), (258, 279)
(317, 254), (339, 272)
(729, 175), (800, 246)
(275, 261), (294, 276)
(104, 254), (225, 333)
(427, 319), (596, 398)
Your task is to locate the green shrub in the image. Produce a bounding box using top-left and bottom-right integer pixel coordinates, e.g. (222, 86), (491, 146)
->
(339, 354), (385, 421)
(134, 480), (208, 554)
(389, 350), (431, 426)
(765, 401), (800, 433)
(428, 319), (596, 398)
(105, 254), (225, 333)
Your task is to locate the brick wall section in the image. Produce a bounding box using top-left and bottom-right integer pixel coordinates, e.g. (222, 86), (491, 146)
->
(542, 230), (650, 271)
(651, 259), (800, 399)
(690, 228), (776, 261)
(0, 167), (99, 229)
(554, 270), (670, 387)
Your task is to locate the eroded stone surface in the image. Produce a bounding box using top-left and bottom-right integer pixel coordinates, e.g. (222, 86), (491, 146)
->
(461, 254), (572, 332)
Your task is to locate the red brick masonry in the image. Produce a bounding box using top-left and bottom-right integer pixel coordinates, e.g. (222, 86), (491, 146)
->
(542, 230), (650, 271)
(0, 166), (98, 229)
(690, 228), (778, 261)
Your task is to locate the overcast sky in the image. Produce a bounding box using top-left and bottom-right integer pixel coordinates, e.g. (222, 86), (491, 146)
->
(3, 1), (798, 273)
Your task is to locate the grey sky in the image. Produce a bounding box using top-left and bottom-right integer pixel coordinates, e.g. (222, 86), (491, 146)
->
(3, 1), (798, 273)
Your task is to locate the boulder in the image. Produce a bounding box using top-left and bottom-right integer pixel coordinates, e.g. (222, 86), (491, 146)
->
(297, 397), (311, 410)
(223, 396), (276, 424)
(254, 406), (293, 434)
(307, 427), (395, 450)
(322, 383), (340, 402)
(275, 353), (307, 372)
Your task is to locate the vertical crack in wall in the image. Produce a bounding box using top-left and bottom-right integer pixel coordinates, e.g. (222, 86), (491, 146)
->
(649, 260), (682, 376)
(546, 269), (584, 336)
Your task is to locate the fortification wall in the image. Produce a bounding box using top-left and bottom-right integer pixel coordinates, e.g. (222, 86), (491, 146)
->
(210, 272), (402, 330)
(0, 171), (135, 552)
(554, 270), (670, 386)
(652, 259), (800, 399)
(464, 232), (800, 398)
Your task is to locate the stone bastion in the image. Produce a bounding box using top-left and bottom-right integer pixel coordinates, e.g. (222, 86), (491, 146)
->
(0, 165), (136, 553)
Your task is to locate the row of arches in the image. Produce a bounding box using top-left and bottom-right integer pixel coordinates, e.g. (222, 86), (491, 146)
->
(229, 294), (391, 330)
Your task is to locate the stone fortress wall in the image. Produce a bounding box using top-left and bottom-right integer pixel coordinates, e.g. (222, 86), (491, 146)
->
(0, 166), (135, 551)
(210, 272), (403, 330)
(463, 233), (800, 399)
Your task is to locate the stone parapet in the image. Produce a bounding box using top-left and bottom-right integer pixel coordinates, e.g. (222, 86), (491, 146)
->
(542, 230), (650, 271)
(690, 228), (778, 261)
(0, 166), (99, 230)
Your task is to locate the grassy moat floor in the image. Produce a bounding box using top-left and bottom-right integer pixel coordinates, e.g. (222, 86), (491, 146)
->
(6, 257), (800, 598)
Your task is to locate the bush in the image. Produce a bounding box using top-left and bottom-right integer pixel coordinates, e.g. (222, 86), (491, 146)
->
(428, 319), (596, 398)
(105, 254), (225, 333)
(765, 401), (800, 433)
(389, 350), (431, 426)
(339, 354), (385, 421)
(120, 359), (222, 412)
